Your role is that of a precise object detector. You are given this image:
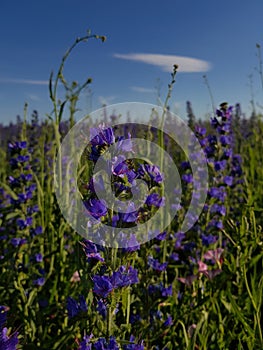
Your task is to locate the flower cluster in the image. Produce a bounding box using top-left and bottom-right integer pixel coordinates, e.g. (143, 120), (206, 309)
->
(0, 305), (19, 349)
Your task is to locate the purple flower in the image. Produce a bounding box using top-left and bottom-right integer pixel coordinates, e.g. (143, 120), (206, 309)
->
(214, 160), (227, 171)
(195, 125), (206, 136)
(80, 240), (104, 262)
(223, 148), (233, 159)
(10, 237), (27, 247)
(34, 253), (43, 263)
(148, 256), (167, 272)
(201, 234), (217, 246)
(112, 158), (129, 177)
(208, 187), (226, 202)
(174, 231), (185, 249)
(30, 226), (43, 237)
(21, 173), (33, 182)
(33, 277), (45, 287)
(90, 126), (115, 146)
(155, 231), (167, 241)
(219, 135), (231, 146)
(160, 284), (173, 297)
(123, 335), (144, 350)
(182, 174), (193, 183)
(93, 275), (113, 298)
(163, 315), (173, 327)
(79, 334), (93, 350)
(94, 336), (119, 350)
(67, 295), (87, 319)
(111, 266), (139, 288)
(138, 164), (163, 183)
(17, 217), (33, 230)
(145, 193), (165, 207)
(84, 198), (107, 219)
(27, 205), (39, 215)
(119, 233), (140, 253)
(210, 204), (226, 216)
(97, 299), (107, 319)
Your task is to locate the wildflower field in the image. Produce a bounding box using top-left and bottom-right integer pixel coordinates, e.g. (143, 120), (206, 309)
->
(0, 33), (263, 350)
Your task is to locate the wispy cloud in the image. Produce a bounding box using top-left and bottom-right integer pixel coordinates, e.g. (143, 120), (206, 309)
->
(27, 94), (40, 101)
(130, 86), (155, 93)
(0, 78), (49, 85)
(114, 53), (212, 73)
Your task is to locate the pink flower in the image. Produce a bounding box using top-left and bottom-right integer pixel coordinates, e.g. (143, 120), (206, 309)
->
(198, 260), (208, 273)
(177, 275), (197, 287)
(70, 271), (80, 283)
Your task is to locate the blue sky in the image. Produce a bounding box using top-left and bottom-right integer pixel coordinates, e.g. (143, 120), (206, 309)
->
(0, 0), (263, 125)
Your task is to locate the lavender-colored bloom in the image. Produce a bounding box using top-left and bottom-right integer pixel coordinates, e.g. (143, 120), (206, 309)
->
(174, 231), (185, 249)
(181, 161), (190, 170)
(94, 336), (119, 350)
(8, 176), (20, 187)
(163, 315), (173, 327)
(79, 334), (93, 350)
(138, 164), (163, 183)
(116, 202), (138, 223)
(97, 299), (107, 319)
(119, 233), (140, 252)
(27, 205), (39, 215)
(30, 226), (43, 237)
(90, 126), (115, 146)
(34, 253), (43, 263)
(160, 284), (173, 297)
(117, 135), (133, 152)
(210, 204), (226, 216)
(93, 275), (113, 298)
(182, 174), (193, 183)
(17, 217), (33, 230)
(8, 141), (27, 152)
(219, 135), (231, 146)
(111, 266), (139, 288)
(170, 252), (179, 261)
(84, 198), (107, 219)
(17, 155), (30, 163)
(67, 295), (87, 319)
(33, 277), (45, 287)
(214, 160), (227, 171)
(89, 145), (101, 161)
(17, 191), (33, 203)
(88, 175), (105, 193)
(112, 159), (129, 177)
(207, 219), (223, 230)
(10, 237), (27, 247)
(223, 148), (233, 159)
(155, 231), (167, 241)
(80, 240), (104, 262)
(21, 173), (33, 182)
(145, 193), (165, 207)
(123, 335), (144, 350)
(148, 256), (167, 272)
(209, 187), (226, 202)
(0, 327), (19, 349)
(207, 134), (217, 145)
(201, 234), (217, 246)
(195, 125), (206, 136)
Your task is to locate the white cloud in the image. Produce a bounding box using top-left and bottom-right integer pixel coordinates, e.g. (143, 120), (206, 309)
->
(27, 94), (40, 101)
(130, 86), (155, 93)
(0, 78), (49, 85)
(114, 53), (212, 73)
